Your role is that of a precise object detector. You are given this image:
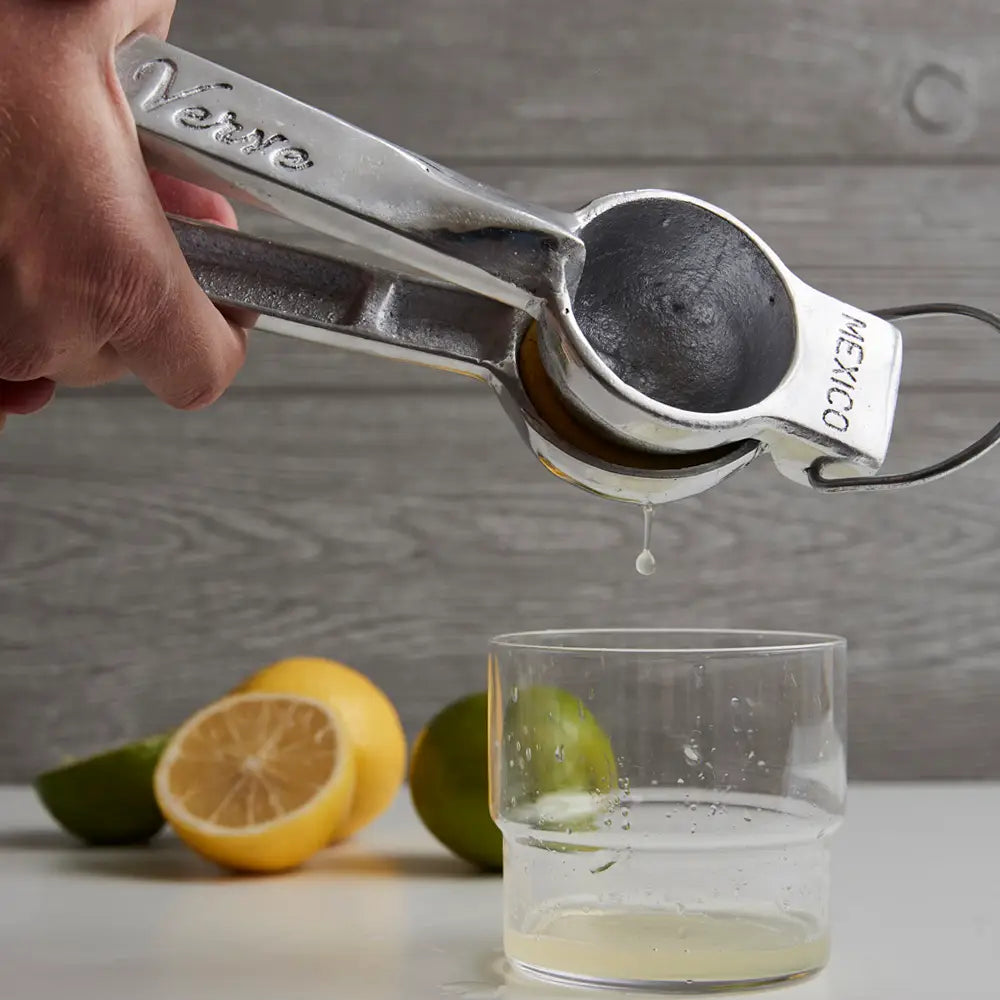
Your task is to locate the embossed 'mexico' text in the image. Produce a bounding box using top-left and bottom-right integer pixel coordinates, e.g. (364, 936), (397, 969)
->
(132, 59), (313, 171)
(822, 314), (866, 433)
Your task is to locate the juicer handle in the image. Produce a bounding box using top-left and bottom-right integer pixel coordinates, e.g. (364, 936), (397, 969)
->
(168, 217), (527, 377)
(115, 35), (582, 312)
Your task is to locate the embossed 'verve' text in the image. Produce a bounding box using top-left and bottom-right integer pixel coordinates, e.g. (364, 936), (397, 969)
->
(822, 314), (866, 433)
(132, 59), (313, 171)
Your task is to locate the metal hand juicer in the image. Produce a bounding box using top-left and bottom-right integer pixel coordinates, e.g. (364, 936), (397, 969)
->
(115, 35), (1000, 505)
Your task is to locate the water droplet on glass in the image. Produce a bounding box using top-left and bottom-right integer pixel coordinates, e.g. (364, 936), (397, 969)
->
(682, 743), (702, 766)
(743, 815), (753, 823)
(511, 686), (518, 703)
(651, 777), (659, 786)
(730, 696), (741, 707)
(622, 821), (631, 831)
(578, 700), (586, 719)
(524, 747), (532, 762)
(708, 803), (719, 816)
(689, 824), (697, 834)
(554, 744), (565, 762)
(757, 759), (766, 768)
(588, 687), (596, 701)
(677, 777), (685, 785)
(747, 750), (756, 761)
(515, 740), (521, 752)
(688, 802), (698, 812)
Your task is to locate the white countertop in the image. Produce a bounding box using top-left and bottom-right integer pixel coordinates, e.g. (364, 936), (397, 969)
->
(1, 783), (998, 1000)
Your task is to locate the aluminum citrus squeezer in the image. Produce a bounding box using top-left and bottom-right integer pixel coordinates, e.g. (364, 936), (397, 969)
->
(116, 35), (1000, 505)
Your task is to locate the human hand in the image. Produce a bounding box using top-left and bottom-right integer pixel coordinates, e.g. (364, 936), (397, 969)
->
(0, 0), (248, 421)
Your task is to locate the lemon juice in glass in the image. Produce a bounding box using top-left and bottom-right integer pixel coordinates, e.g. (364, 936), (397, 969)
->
(488, 629), (846, 991)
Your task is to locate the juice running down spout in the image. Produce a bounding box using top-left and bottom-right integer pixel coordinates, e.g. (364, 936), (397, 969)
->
(635, 503), (657, 576)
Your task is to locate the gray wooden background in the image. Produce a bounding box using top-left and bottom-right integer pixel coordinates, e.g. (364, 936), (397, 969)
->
(3, 0), (1000, 781)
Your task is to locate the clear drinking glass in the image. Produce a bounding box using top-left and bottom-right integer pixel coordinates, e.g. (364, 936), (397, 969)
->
(488, 629), (846, 992)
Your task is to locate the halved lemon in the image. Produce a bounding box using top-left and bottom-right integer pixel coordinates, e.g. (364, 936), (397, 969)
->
(234, 657), (406, 839)
(154, 693), (356, 872)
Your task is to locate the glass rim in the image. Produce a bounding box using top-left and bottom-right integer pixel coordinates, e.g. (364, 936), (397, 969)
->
(488, 627), (846, 655)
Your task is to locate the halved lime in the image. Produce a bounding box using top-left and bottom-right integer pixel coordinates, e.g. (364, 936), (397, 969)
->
(34, 734), (170, 845)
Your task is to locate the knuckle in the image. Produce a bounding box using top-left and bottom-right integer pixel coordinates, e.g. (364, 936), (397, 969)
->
(93, 251), (170, 344)
(170, 367), (231, 411)
(168, 336), (244, 411)
(0, 336), (59, 381)
(93, 243), (245, 410)
(0, 253), (64, 380)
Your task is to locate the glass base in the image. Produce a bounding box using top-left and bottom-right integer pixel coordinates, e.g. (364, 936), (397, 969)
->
(510, 957), (822, 994)
(505, 907), (828, 993)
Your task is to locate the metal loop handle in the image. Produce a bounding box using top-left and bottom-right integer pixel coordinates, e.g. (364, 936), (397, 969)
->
(808, 302), (1000, 492)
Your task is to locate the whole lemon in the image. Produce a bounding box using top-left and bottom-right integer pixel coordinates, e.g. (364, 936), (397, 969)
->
(234, 657), (406, 839)
(155, 693), (357, 872)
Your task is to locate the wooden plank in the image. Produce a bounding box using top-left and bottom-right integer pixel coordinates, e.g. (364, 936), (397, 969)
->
(85, 166), (1000, 392)
(2, 389), (999, 780)
(167, 0), (1000, 162)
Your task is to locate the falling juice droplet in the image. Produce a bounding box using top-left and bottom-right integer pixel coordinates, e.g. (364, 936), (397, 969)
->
(635, 503), (657, 576)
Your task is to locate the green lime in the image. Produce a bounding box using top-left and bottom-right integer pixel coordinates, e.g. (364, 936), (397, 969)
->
(409, 688), (618, 870)
(410, 692), (502, 871)
(33, 733), (171, 846)
(502, 685), (618, 829)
